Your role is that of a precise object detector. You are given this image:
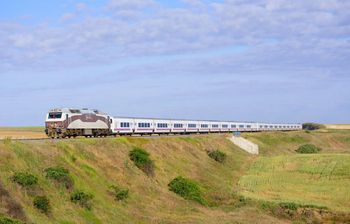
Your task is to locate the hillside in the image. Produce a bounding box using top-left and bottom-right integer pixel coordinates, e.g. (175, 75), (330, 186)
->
(242, 129), (350, 155)
(0, 131), (350, 223)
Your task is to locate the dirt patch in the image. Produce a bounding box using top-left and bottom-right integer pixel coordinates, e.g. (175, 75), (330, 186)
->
(0, 181), (27, 221)
(274, 207), (350, 224)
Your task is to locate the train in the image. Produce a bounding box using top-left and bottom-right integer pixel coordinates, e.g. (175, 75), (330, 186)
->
(45, 108), (302, 139)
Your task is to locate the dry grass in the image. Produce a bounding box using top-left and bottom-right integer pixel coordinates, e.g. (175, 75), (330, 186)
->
(0, 127), (46, 140)
(0, 130), (349, 223)
(325, 124), (350, 130)
(0, 135), (289, 224)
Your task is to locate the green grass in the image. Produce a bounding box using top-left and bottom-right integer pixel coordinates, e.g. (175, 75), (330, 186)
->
(239, 154), (350, 212)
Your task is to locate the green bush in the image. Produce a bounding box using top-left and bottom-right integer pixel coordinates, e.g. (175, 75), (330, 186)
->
(168, 176), (206, 205)
(109, 185), (129, 201)
(33, 196), (50, 214)
(302, 123), (325, 131)
(296, 144), (321, 154)
(70, 191), (94, 209)
(45, 166), (73, 189)
(208, 150), (227, 163)
(0, 216), (24, 224)
(129, 147), (155, 176)
(12, 172), (38, 187)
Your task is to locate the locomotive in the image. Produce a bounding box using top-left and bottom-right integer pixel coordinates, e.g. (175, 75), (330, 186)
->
(45, 108), (302, 139)
(45, 108), (111, 138)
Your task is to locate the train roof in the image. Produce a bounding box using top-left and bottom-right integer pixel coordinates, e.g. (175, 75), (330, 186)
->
(112, 116), (301, 125)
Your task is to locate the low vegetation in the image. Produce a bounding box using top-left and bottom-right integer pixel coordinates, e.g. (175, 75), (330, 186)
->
(129, 147), (155, 176)
(12, 172), (38, 187)
(109, 185), (129, 201)
(0, 217), (24, 224)
(168, 176), (206, 205)
(44, 166), (73, 189)
(239, 154), (350, 212)
(208, 150), (226, 163)
(70, 191), (94, 210)
(33, 196), (50, 214)
(296, 144), (321, 154)
(302, 122), (325, 130)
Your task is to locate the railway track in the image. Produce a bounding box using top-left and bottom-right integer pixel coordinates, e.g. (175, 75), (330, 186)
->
(0, 133), (226, 142)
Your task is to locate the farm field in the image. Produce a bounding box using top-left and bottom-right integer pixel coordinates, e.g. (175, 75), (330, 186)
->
(325, 124), (350, 130)
(0, 127), (46, 140)
(239, 154), (350, 212)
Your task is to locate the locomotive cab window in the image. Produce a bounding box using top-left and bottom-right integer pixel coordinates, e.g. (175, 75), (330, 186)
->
(48, 112), (62, 119)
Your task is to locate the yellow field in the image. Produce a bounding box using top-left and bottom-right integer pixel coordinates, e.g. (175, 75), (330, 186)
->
(0, 127), (46, 139)
(325, 124), (350, 130)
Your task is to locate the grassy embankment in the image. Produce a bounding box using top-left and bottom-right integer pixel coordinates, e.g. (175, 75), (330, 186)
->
(1, 134), (287, 224)
(0, 129), (350, 223)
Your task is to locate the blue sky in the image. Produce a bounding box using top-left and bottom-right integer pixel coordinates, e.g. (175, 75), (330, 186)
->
(0, 0), (349, 126)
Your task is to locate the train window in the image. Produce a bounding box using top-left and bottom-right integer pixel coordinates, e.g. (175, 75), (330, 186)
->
(222, 125), (228, 128)
(239, 125), (244, 128)
(201, 124), (208, 128)
(174, 124), (183, 128)
(212, 124), (219, 128)
(121, 122), (130, 128)
(247, 125), (251, 128)
(188, 124), (197, 128)
(264, 125), (268, 128)
(157, 123), (168, 128)
(48, 112), (62, 119)
(231, 125), (237, 128)
(270, 126), (273, 128)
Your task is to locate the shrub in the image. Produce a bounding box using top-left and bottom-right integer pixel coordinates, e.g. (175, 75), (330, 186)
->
(70, 191), (94, 209)
(12, 172), (38, 187)
(109, 185), (129, 201)
(33, 196), (50, 214)
(208, 150), (227, 163)
(279, 202), (299, 211)
(168, 176), (206, 205)
(296, 144), (321, 154)
(3, 137), (12, 145)
(44, 166), (73, 189)
(0, 216), (24, 224)
(129, 147), (155, 176)
(302, 123), (325, 131)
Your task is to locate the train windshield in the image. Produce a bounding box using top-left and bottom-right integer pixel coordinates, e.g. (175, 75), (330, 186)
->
(48, 112), (62, 119)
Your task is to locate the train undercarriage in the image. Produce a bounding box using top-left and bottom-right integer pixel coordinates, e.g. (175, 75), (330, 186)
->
(45, 128), (110, 139)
